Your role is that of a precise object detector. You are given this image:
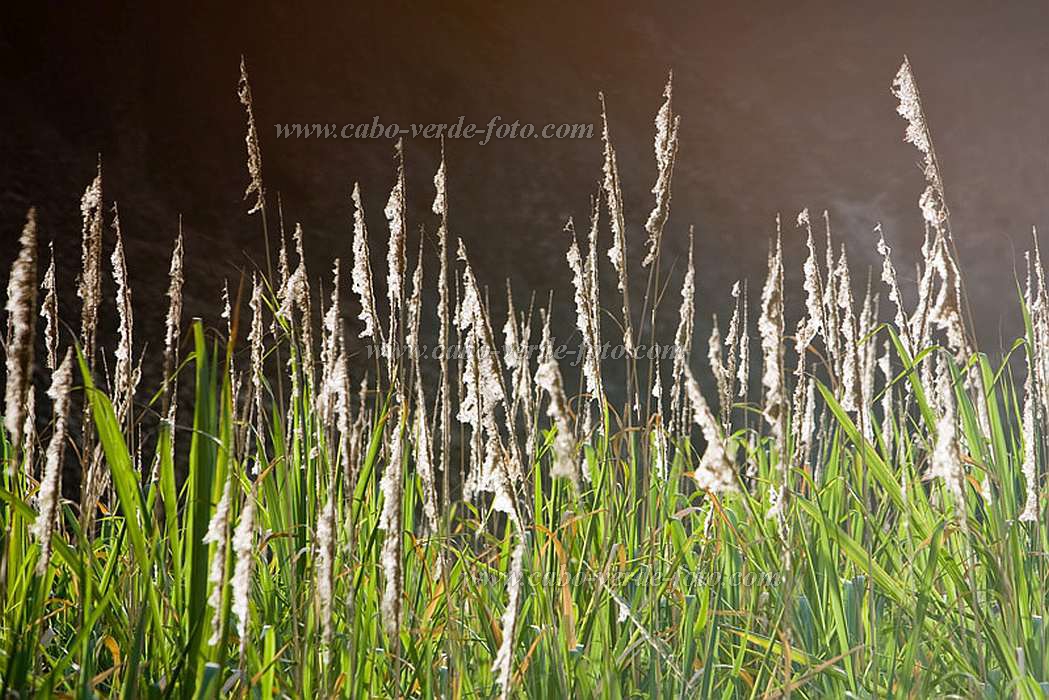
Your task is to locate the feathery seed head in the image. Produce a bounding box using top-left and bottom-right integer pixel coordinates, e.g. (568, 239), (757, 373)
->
(5, 208), (39, 455)
(31, 348), (73, 573)
(238, 57), (265, 215)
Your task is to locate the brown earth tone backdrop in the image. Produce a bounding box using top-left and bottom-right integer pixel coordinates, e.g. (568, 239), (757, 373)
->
(2, 1), (1048, 380)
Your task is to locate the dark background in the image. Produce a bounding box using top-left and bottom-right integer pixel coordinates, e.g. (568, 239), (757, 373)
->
(2, 1), (1048, 387)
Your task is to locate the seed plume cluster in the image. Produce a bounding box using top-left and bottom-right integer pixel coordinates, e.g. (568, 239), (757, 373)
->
(0, 58), (1046, 698)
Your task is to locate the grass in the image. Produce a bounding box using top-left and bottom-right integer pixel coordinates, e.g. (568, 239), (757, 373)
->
(2, 59), (1049, 698)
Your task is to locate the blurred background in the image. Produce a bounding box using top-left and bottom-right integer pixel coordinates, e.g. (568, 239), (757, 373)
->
(2, 0), (1048, 389)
